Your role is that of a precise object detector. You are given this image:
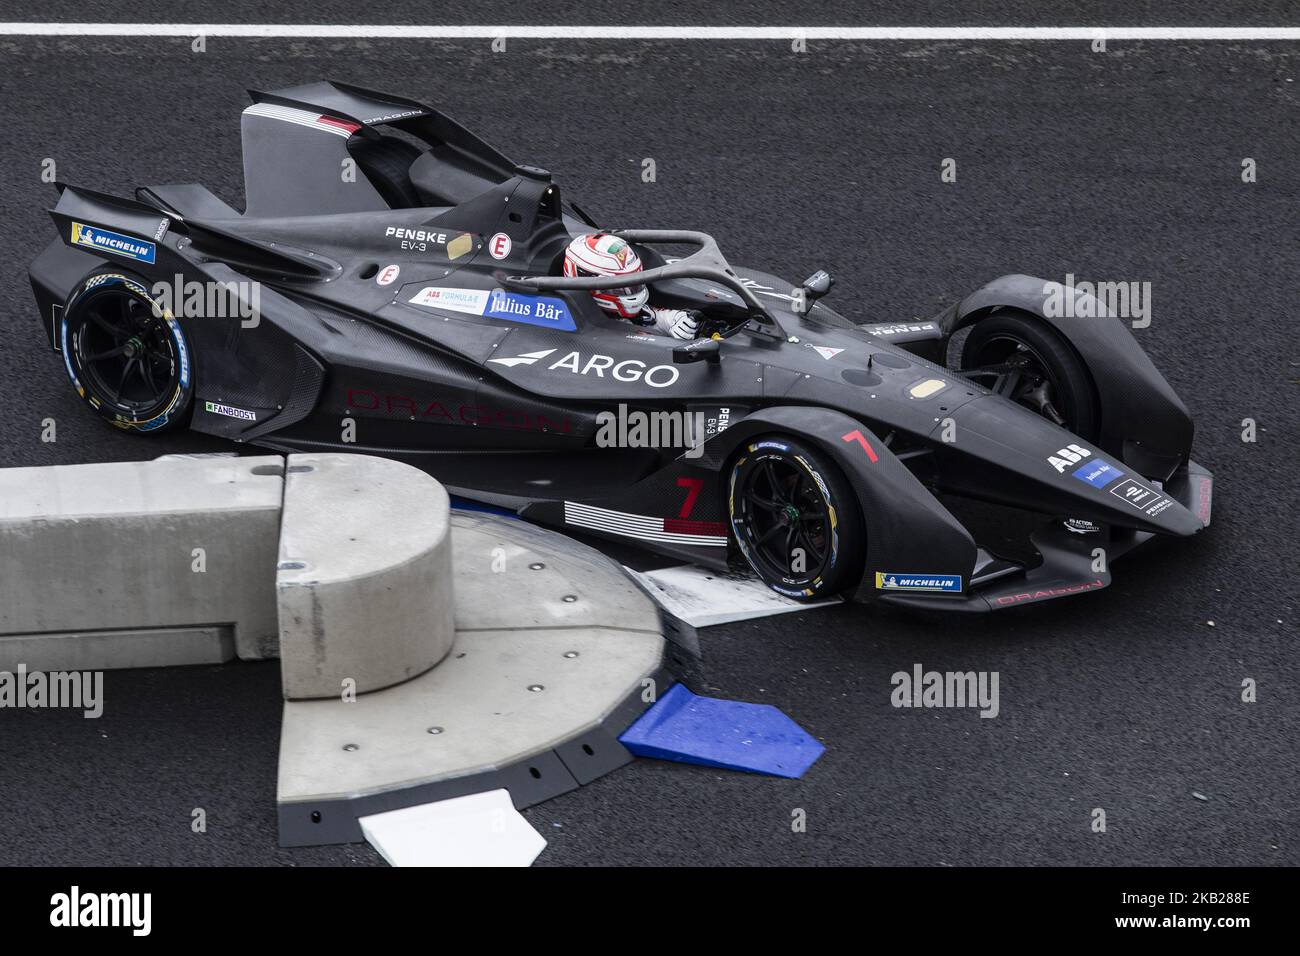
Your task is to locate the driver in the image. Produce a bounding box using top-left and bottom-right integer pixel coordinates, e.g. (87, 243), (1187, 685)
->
(562, 233), (700, 340)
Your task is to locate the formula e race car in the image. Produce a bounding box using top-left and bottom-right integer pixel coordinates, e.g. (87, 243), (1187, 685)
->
(28, 81), (1213, 611)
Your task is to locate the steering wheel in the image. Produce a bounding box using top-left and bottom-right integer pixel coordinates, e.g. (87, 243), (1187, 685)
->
(694, 312), (736, 340)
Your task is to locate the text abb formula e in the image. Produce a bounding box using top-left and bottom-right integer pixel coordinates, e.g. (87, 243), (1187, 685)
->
(28, 81), (1213, 611)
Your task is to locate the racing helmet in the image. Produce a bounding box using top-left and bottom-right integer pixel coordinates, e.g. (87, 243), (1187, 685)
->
(562, 234), (648, 319)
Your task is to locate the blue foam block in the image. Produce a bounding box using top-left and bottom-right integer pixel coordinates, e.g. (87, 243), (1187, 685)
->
(618, 684), (824, 778)
(448, 497), (519, 518)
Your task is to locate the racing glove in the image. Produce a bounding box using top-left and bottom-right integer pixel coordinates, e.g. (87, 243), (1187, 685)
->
(648, 307), (700, 340)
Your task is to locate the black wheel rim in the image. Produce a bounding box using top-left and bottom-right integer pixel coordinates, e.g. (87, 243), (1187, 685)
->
(76, 291), (179, 416)
(963, 333), (1071, 428)
(737, 456), (834, 585)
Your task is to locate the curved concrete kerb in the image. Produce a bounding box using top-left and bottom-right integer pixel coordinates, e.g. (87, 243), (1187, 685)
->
(0, 450), (668, 848)
(276, 454), (454, 700)
(276, 510), (668, 846)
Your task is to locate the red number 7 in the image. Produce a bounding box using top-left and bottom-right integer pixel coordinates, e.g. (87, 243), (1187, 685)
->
(676, 477), (703, 518)
(841, 430), (879, 462)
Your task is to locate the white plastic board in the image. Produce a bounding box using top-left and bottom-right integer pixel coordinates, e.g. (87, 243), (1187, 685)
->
(359, 789), (546, 867)
(624, 564), (840, 628)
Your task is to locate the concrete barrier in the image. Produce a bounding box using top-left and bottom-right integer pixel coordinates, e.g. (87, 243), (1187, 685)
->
(0, 456), (284, 671)
(276, 510), (667, 846)
(276, 454), (454, 700)
(0, 452), (669, 849)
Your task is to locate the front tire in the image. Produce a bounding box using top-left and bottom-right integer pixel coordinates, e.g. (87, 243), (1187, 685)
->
(959, 310), (1099, 441)
(728, 436), (865, 600)
(61, 270), (193, 433)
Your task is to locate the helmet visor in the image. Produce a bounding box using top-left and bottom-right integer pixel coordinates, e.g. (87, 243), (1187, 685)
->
(604, 284), (646, 298)
(575, 265), (644, 299)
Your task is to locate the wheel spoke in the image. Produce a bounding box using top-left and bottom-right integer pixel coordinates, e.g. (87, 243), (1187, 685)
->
(763, 460), (788, 503)
(138, 356), (158, 394)
(795, 484), (823, 511)
(110, 358), (136, 402)
(88, 308), (128, 340)
(82, 343), (132, 362)
(796, 527), (826, 566)
(142, 337), (175, 368)
(756, 522), (786, 546)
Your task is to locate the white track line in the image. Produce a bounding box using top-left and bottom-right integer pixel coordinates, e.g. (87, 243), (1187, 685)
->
(0, 24), (1297, 40)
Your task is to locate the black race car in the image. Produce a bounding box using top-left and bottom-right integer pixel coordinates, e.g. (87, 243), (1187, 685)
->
(28, 80), (1213, 611)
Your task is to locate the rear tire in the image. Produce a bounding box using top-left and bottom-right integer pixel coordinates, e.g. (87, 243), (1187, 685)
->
(959, 310), (1099, 441)
(350, 136), (423, 209)
(61, 270), (193, 433)
(727, 436), (865, 600)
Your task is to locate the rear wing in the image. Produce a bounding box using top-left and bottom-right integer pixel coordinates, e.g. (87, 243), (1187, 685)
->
(249, 80), (515, 172)
(242, 80), (518, 218)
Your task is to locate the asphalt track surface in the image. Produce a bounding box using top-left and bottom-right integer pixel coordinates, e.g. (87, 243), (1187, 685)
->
(4, 1), (1300, 27)
(0, 13), (1297, 866)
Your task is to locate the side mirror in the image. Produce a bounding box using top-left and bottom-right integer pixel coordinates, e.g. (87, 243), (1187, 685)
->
(673, 337), (721, 365)
(800, 270), (834, 304)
